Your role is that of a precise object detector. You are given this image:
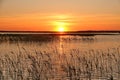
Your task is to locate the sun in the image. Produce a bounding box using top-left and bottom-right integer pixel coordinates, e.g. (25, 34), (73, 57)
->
(54, 21), (67, 32)
(58, 27), (65, 32)
(50, 15), (72, 32)
(56, 21), (66, 32)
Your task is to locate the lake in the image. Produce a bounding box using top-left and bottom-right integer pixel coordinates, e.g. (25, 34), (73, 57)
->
(0, 33), (120, 80)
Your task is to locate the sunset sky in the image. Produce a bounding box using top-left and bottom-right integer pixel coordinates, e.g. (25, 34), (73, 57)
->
(0, 0), (120, 31)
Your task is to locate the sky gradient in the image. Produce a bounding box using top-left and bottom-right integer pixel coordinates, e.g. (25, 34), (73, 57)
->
(0, 0), (120, 31)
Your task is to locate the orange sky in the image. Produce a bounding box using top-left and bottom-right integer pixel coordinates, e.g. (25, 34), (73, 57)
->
(0, 0), (120, 31)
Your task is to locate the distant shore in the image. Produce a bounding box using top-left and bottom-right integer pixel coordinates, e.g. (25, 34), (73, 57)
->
(0, 30), (120, 36)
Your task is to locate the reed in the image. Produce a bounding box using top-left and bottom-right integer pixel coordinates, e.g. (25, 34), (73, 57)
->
(0, 34), (119, 80)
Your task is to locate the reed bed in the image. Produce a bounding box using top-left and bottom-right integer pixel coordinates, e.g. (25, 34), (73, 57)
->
(0, 34), (119, 80)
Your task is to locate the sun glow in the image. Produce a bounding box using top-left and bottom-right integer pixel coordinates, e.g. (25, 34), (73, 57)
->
(50, 15), (73, 32)
(58, 27), (64, 32)
(55, 21), (67, 32)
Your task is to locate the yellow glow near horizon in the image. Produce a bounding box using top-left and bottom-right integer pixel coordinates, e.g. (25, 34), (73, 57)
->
(51, 15), (71, 32)
(54, 21), (67, 32)
(58, 27), (64, 32)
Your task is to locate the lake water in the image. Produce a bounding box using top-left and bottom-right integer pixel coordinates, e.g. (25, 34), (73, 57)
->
(0, 33), (120, 80)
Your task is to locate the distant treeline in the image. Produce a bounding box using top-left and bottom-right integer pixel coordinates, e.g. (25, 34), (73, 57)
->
(0, 30), (120, 33)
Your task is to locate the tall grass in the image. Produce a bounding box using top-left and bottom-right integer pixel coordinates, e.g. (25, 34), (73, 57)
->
(0, 34), (119, 80)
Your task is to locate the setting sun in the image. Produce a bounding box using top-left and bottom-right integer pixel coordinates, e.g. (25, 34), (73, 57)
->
(55, 21), (67, 32)
(58, 27), (65, 32)
(50, 15), (71, 32)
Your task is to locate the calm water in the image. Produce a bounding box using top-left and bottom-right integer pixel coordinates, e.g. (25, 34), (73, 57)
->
(0, 33), (120, 80)
(0, 34), (120, 54)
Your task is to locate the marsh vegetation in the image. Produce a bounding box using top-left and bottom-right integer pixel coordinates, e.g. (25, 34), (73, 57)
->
(0, 33), (120, 80)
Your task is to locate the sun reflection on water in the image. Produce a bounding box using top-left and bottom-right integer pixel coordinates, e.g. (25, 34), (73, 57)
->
(59, 36), (63, 54)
